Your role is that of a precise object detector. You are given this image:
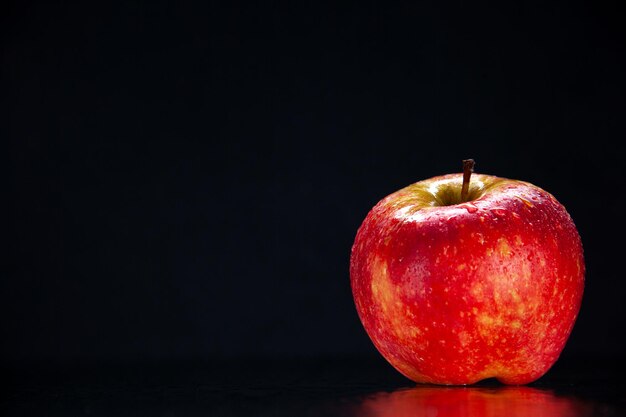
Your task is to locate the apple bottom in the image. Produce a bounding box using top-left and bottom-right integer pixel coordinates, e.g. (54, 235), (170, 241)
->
(377, 344), (559, 386)
(366, 312), (568, 385)
(357, 255), (578, 385)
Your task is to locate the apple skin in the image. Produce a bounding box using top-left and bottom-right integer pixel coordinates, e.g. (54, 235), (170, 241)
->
(350, 173), (584, 385)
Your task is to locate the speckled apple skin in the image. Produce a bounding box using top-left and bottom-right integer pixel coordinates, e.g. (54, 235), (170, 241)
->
(350, 174), (585, 385)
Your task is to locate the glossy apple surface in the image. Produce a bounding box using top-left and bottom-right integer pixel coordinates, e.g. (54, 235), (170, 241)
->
(350, 173), (584, 385)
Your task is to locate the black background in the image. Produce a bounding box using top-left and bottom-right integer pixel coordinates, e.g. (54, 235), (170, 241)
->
(4, 0), (626, 368)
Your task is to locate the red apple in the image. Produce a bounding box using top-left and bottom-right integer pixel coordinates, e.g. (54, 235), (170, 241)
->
(350, 161), (584, 385)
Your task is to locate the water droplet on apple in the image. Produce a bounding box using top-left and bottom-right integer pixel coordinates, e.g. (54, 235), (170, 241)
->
(461, 203), (478, 213)
(516, 196), (534, 208)
(492, 208), (507, 216)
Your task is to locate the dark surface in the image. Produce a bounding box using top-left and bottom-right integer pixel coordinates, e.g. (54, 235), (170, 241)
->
(4, 2), (626, 415)
(4, 355), (626, 416)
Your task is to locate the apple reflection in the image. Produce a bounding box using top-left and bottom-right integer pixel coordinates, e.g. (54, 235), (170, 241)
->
(353, 386), (594, 417)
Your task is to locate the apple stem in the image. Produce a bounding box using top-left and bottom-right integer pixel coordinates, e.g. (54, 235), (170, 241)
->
(461, 159), (475, 202)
